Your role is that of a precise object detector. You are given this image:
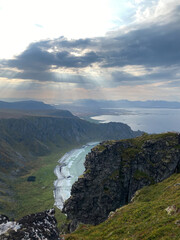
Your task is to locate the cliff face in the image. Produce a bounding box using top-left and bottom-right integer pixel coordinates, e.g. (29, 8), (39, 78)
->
(62, 132), (180, 230)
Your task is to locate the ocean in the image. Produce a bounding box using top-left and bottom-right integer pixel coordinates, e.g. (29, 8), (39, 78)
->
(91, 108), (180, 134)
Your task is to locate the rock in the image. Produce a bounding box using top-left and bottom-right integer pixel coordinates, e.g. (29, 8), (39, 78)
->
(165, 205), (178, 215)
(27, 176), (36, 182)
(0, 209), (60, 240)
(62, 133), (180, 231)
(0, 215), (9, 225)
(130, 190), (141, 202)
(174, 183), (180, 186)
(108, 211), (115, 219)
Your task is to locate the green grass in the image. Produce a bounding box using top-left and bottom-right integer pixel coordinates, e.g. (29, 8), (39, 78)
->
(13, 144), (77, 221)
(133, 170), (155, 184)
(93, 132), (178, 155)
(128, 132), (178, 148)
(63, 173), (180, 240)
(14, 151), (61, 218)
(0, 142), (82, 228)
(93, 140), (116, 152)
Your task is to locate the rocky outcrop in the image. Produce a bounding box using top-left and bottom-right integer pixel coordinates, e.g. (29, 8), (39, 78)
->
(62, 132), (180, 231)
(0, 209), (60, 240)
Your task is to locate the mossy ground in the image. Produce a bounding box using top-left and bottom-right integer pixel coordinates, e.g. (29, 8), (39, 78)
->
(63, 173), (180, 240)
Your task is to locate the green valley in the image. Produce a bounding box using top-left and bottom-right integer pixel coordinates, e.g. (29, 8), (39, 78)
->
(0, 109), (141, 223)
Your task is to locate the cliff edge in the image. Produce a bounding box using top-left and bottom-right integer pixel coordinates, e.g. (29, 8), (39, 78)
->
(62, 132), (180, 231)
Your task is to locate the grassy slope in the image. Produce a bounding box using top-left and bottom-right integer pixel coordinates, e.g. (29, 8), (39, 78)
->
(64, 173), (180, 240)
(0, 142), (81, 226)
(14, 146), (71, 227)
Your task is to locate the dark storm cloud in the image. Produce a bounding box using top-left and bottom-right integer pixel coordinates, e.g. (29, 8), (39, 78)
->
(5, 44), (100, 71)
(1, 3), (180, 87)
(55, 38), (93, 49)
(7, 46), (55, 71)
(110, 68), (180, 87)
(101, 23), (180, 68)
(6, 17), (180, 71)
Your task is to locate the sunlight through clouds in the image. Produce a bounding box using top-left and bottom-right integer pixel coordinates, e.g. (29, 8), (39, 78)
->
(0, 0), (180, 102)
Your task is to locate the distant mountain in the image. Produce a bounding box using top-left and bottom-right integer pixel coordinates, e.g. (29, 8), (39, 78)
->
(73, 99), (180, 109)
(0, 100), (55, 110)
(54, 99), (180, 118)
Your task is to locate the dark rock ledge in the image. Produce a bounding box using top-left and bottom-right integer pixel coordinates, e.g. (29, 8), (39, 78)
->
(0, 209), (60, 240)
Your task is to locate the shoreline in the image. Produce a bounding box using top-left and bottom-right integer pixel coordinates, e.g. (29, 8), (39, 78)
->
(53, 142), (99, 210)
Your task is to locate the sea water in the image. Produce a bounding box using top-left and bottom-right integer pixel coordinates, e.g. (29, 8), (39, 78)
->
(91, 108), (180, 133)
(53, 142), (98, 210)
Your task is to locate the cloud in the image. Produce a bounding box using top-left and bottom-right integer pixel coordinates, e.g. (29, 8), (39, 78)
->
(5, 43), (100, 71)
(100, 21), (180, 68)
(109, 66), (180, 87)
(0, 0), (180, 91)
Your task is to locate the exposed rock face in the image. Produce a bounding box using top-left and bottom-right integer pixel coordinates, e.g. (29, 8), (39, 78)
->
(0, 209), (60, 240)
(62, 133), (180, 231)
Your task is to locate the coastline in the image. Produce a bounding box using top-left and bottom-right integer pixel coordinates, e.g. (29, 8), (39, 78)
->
(53, 142), (99, 210)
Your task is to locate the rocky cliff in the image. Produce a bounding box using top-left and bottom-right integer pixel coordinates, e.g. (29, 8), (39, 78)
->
(62, 132), (180, 231)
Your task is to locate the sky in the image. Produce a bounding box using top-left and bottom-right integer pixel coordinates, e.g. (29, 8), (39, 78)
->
(0, 0), (180, 103)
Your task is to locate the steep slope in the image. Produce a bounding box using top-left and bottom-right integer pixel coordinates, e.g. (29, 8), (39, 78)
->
(63, 173), (180, 240)
(62, 132), (180, 230)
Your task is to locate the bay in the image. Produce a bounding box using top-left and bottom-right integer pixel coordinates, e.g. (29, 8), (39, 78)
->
(91, 108), (180, 134)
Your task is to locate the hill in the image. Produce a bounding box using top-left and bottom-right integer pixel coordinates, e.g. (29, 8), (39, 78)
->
(0, 108), (76, 119)
(0, 100), (55, 110)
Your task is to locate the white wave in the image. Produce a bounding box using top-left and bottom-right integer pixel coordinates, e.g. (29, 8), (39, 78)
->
(53, 142), (99, 210)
